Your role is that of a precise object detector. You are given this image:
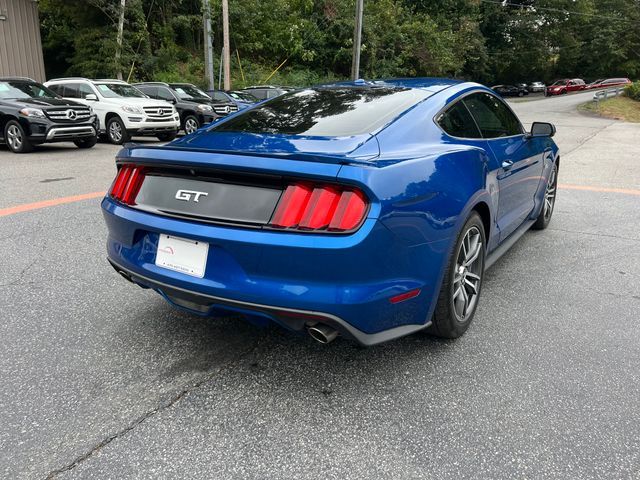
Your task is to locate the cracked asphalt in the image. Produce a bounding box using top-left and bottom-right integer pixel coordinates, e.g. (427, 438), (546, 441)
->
(1, 90), (639, 479)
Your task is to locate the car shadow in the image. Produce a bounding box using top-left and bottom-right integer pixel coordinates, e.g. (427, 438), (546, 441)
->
(124, 297), (457, 395)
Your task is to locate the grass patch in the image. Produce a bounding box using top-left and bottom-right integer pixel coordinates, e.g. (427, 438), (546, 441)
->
(580, 96), (640, 122)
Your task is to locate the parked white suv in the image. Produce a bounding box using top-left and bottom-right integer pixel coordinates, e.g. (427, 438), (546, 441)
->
(44, 78), (180, 144)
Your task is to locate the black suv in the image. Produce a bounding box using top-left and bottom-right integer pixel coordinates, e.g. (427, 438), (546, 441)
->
(134, 82), (238, 135)
(0, 77), (98, 153)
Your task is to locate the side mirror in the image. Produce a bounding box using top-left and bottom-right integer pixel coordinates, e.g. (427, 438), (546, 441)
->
(85, 94), (98, 101)
(528, 121), (555, 138)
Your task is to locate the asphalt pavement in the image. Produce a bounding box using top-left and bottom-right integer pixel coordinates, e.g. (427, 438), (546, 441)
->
(0, 91), (639, 479)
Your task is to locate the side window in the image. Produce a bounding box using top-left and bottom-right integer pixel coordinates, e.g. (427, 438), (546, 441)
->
(436, 100), (482, 139)
(463, 93), (523, 139)
(49, 84), (63, 95)
(157, 87), (174, 101)
(64, 84), (79, 98)
(77, 83), (95, 99)
(138, 86), (157, 98)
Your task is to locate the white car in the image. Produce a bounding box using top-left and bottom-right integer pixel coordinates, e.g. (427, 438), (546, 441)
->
(44, 78), (180, 144)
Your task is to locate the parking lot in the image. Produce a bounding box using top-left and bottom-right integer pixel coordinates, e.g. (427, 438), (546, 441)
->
(1, 90), (639, 479)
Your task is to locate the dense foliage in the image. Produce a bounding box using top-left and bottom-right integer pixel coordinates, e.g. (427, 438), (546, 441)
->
(625, 81), (640, 101)
(39, 0), (640, 88)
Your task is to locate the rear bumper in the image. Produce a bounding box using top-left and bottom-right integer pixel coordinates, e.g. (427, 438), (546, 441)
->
(107, 257), (431, 346)
(101, 197), (444, 344)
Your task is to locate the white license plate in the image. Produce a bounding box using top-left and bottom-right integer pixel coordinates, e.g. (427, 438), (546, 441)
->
(155, 234), (209, 278)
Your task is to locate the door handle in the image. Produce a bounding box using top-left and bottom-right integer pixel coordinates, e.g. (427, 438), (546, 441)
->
(502, 160), (514, 170)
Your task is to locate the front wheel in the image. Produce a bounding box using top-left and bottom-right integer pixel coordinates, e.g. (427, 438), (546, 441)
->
(74, 136), (98, 149)
(427, 213), (486, 339)
(4, 120), (33, 153)
(106, 117), (130, 145)
(532, 163), (558, 230)
(183, 115), (201, 135)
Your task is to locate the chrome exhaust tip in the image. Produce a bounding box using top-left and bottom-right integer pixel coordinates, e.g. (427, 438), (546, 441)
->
(307, 324), (339, 344)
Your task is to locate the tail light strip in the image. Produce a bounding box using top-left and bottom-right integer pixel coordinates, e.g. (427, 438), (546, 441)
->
(270, 183), (368, 232)
(109, 166), (369, 233)
(109, 164), (146, 205)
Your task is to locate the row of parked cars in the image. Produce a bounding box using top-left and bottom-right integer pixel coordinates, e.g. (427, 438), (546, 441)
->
(0, 76), (293, 153)
(491, 77), (632, 97)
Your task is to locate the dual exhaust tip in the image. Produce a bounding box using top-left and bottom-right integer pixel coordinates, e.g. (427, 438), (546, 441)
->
(307, 323), (339, 344)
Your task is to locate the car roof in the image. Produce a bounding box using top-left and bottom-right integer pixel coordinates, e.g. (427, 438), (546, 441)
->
(0, 76), (37, 82)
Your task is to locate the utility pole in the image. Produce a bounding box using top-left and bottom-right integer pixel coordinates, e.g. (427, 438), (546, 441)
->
(222, 0), (231, 90)
(115, 0), (126, 80)
(203, 0), (214, 90)
(350, 0), (364, 80)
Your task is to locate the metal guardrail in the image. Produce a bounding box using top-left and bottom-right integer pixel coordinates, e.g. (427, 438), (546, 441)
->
(593, 87), (626, 102)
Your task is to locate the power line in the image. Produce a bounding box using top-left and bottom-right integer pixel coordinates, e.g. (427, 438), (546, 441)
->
(478, 0), (637, 22)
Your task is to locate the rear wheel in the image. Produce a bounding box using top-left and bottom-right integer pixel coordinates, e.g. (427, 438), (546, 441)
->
(106, 117), (130, 145)
(427, 213), (485, 339)
(533, 163), (558, 230)
(4, 121), (33, 153)
(74, 136), (98, 149)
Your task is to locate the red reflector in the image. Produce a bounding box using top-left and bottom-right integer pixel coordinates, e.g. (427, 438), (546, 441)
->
(389, 288), (421, 304)
(329, 190), (367, 231)
(270, 184), (313, 227)
(299, 187), (341, 229)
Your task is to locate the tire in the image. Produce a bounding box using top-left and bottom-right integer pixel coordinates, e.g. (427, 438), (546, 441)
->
(74, 136), (98, 149)
(532, 162), (558, 230)
(183, 115), (201, 135)
(4, 120), (33, 153)
(157, 131), (177, 142)
(106, 116), (130, 145)
(518, 91), (524, 97)
(427, 212), (486, 339)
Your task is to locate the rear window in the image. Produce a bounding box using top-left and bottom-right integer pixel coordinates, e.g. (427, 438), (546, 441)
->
(210, 87), (431, 137)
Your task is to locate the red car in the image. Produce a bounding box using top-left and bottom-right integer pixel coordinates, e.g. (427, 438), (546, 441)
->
(545, 78), (586, 96)
(587, 78), (632, 90)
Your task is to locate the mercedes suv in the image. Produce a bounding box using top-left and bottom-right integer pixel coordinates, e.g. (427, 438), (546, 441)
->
(44, 78), (180, 144)
(0, 77), (98, 153)
(134, 82), (237, 135)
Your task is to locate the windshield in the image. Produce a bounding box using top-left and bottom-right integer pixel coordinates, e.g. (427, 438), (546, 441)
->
(210, 87), (431, 137)
(229, 91), (258, 102)
(0, 81), (58, 100)
(96, 83), (147, 98)
(551, 80), (568, 86)
(171, 84), (211, 100)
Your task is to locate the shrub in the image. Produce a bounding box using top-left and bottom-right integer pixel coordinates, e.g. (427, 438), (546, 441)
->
(624, 81), (640, 101)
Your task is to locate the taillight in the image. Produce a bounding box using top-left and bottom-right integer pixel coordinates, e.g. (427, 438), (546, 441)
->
(109, 164), (146, 205)
(270, 182), (368, 233)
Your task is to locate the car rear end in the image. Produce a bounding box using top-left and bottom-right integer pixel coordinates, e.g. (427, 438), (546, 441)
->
(102, 145), (437, 345)
(101, 84), (460, 344)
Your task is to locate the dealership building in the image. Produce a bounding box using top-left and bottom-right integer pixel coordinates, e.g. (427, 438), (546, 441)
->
(0, 0), (46, 81)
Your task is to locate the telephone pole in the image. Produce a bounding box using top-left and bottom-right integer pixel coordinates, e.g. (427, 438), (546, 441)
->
(350, 0), (364, 80)
(222, 0), (231, 90)
(115, 0), (126, 80)
(203, 0), (214, 90)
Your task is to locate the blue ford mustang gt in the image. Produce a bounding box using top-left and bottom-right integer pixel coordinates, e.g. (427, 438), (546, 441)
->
(102, 78), (559, 345)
